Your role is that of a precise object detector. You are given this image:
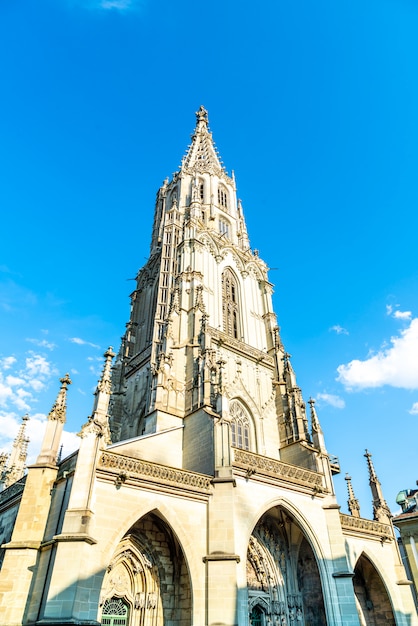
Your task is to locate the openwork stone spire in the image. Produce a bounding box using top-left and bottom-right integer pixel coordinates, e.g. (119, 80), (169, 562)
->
(0, 414), (30, 490)
(181, 106), (226, 176)
(364, 449), (392, 522)
(345, 473), (361, 518)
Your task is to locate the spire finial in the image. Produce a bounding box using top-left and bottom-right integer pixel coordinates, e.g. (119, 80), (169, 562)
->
(345, 473), (361, 518)
(97, 347), (115, 395)
(195, 105), (208, 130)
(364, 449), (392, 522)
(308, 397), (320, 433)
(47, 373), (72, 423)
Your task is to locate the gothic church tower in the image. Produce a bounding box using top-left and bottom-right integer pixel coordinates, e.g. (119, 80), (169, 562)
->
(110, 106), (325, 481)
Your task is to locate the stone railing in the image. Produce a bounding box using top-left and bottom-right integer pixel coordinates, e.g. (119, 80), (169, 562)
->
(233, 448), (324, 491)
(125, 346), (152, 376)
(98, 451), (212, 492)
(340, 513), (393, 540)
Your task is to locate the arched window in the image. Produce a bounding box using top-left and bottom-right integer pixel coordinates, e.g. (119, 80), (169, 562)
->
(101, 597), (129, 626)
(222, 268), (240, 339)
(199, 181), (204, 201)
(230, 401), (250, 450)
(218, 185), (228, 210)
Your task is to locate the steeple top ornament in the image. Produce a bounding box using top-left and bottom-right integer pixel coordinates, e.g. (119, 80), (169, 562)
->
(195, 105), (208, 129)
(47, 373), (72, 423)
(181, 106), (228, 177)
(97, 347), (115, 395)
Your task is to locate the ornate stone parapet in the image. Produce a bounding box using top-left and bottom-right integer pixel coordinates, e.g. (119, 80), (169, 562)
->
(208, 326), (274, 366)
(232, 448), (325, 493)
(340, 513), (393, 541)
(98, 451), (212, 493)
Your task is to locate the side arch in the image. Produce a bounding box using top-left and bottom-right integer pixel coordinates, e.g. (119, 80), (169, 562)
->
(239, 496), (336, 626)
(353, 551), (396, 626)
(98, 510), (193, 626)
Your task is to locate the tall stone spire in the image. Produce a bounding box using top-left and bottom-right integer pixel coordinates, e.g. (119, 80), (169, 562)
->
(345, 473), (361, 518)
(36, 374), (71, 466)
(364, 449), (392, 522)
(309, 397), (327, 453)
(0, 414), (30, 490)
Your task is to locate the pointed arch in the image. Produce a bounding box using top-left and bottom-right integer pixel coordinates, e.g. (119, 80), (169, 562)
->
(353, 552), (396, 626)
(98, 511), (193, 626)
(239, 498), (334, 626)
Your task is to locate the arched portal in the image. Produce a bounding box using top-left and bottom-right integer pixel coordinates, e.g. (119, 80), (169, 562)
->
(247, 508), (327, 625)
(353, 554), (395, 626)
(98, 512), (192, 626)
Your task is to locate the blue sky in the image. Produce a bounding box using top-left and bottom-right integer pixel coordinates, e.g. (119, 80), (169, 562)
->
(1, 0), (418, 517)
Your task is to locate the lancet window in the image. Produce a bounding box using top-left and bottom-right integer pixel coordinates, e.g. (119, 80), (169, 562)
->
(222, 268), (240, 339)
(230, 400), (250, 451)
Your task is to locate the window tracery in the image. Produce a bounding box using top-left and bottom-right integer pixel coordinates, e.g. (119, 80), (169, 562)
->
(230, 400), (250, 450)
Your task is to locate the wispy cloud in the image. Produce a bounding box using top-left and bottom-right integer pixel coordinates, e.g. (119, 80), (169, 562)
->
(329, 325), (349, 336)
(337, 316), (418, 390)
(26, 338), (56, 350)
(69, 337), (100, 349)
(70, 0), (144, 10)
(409, 402), (418, 415)
(316, 392), (345, 409)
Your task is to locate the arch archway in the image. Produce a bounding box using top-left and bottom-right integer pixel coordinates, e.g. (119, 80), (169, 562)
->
(246, 507), (327, 626)
(353, 553), (395, 626)
(98, 512), (192, 626)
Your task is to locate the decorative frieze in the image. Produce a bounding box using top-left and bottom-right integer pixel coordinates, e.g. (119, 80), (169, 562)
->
(98, 451), (212, 492)
(340, 513), (393, 540)
(233, 448), (324, 491)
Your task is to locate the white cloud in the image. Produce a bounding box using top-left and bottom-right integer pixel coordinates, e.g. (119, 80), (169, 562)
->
(0, 352), (56, 413)
(330, 325), (349, 335)
(409, 402), (418, 415)
(316, 393), (345, 409)
(0, 356), (16, 370)
(337, 317), (418, 390)
(69, 337), (100, 349)
(393, 310), (412, 320)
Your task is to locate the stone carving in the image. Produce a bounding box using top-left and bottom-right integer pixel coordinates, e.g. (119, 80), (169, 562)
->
(339, 513), (392, 540)
(98, 451), (212, 491)
(233, 449), (324, 490)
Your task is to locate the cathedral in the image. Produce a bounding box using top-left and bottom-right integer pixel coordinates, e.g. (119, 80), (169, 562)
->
(0, 107), (416, 626)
